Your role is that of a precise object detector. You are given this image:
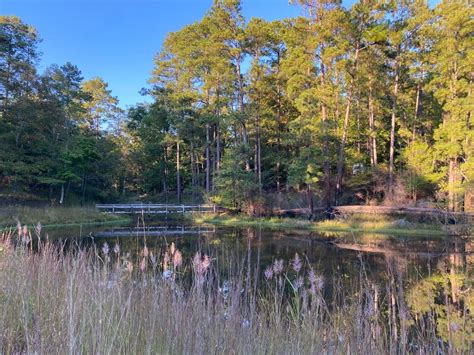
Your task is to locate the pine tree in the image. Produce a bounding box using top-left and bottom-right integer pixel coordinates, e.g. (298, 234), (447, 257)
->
(431, 0), (474, 211)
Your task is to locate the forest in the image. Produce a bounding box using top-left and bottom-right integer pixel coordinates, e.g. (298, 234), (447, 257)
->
(1, 0), (473, 214)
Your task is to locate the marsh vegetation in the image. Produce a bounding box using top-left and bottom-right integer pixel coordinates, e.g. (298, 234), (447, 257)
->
(1, 222), (472, 353)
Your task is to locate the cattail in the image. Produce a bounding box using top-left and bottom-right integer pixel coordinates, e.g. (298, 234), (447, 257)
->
(143, 245), (149, 258)
(170, 242), (176, 255)
(292, 253), (302, 273)
(113, 243), (120, 255)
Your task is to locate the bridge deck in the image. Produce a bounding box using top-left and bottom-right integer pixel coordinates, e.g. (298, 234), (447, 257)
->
(93, 226), (216, 237)
(95, 203), (217, 214)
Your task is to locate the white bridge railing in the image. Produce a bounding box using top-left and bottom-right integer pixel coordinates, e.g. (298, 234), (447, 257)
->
(95, 203), (217, 214)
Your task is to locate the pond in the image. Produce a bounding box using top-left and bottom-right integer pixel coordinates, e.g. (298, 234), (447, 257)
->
(19, 219), (474, 351)
(45, 220), (474, 303)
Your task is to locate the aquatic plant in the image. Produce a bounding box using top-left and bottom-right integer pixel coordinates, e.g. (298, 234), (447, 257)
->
(0, 231), (472, 354)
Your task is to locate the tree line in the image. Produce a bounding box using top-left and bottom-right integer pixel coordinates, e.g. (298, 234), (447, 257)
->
(0, 0), (473, 213)
(0, 16), (123, 204)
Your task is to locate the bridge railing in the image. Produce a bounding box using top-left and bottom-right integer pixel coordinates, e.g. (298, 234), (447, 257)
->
(95, 203), (218, 214)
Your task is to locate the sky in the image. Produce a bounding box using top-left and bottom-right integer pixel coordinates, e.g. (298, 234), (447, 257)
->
(1, 0), (434, 109)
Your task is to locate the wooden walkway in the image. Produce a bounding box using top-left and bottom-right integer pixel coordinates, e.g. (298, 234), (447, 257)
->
(95, 203), (217, 215)
(94, 226), (216, 238)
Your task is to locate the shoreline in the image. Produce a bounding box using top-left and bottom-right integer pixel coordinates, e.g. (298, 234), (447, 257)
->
(0, 205), (132, 231)
(192, 214), (462, 237)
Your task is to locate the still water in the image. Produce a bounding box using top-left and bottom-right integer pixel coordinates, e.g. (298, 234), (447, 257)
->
(45, 220), (474, 291)
(34, 220), (473, 350)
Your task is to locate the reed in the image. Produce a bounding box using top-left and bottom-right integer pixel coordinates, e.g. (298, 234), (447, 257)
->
(0, 226), (471, 354)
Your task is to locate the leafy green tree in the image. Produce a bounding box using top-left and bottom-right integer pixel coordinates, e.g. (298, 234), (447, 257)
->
(430, 0), (473, 211)
(401, 140), (442, 202)
(213, 144), (258, 211)
(82, 77), (119, 137)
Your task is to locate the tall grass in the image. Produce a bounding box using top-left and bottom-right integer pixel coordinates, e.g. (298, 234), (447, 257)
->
(0, 206), (127, 229)
(0, 227), (472, 354)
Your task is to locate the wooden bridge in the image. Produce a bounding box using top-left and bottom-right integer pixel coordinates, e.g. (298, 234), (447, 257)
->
(93, 226), (216, 238)
(95, 203), (218, 215)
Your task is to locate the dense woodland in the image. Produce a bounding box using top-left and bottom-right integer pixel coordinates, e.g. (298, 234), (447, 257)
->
(0, 0), (473, 213)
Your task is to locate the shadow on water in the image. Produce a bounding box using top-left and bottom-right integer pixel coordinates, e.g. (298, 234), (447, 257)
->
(14, 218), (474, 351)
(45, 220), (474, 291)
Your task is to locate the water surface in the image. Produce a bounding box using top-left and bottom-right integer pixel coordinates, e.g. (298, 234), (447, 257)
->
(45, 220), (474, 290)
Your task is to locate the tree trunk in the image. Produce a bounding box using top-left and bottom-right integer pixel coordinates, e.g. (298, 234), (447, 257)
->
(205, 123), (211, 193)
(320, 62), (332, 208)
(190, 141), (196, 203)
(255, 112), (262, 195)
(448, 158), (457, 211)
(176, 140), (181, 204)
(242, 122), (250, 171)
(59, 183), (65, 204)
(66, 180), (71, 200)
(307, 187), (314, 217)
(335, 45), (359, 205)
(163, 146), (168, 201)
(216, 123), (221, 173)
(412, 83), (421, 143)
(216, 82), (221, 173)
(368, 80), (378, 166)
(464, 189), (473, 212)
(81, 174), (87, 206)
(122, 176), (126, 197)
(388, 57), (400, 199)
(236, 60), (250, 171)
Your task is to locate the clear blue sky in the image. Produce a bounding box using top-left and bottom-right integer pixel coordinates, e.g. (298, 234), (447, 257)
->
(1, 0), (435, 108)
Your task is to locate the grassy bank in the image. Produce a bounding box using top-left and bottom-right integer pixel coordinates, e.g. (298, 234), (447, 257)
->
(0, 206), (130, 229)
(193, 213), (453, 236)
(0, 233), (471, 353)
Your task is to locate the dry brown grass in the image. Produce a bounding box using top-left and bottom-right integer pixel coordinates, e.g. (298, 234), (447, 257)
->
(0, 227), (472, 354)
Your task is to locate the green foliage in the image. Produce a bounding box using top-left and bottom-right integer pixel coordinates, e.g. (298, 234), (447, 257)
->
(288, 147), (321, 189)
(1, 1), (474, 210)
(401, 140), (442, 199)
(212, 144), (258, 209)
(0, 16), (124, 204)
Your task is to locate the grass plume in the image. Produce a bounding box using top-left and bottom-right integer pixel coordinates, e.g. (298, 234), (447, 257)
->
(0, 227), (472, 353)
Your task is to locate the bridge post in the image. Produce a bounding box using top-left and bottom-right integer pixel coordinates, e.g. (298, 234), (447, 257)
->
(112, 205), (115, 214)
(182, 204), (185, 213)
